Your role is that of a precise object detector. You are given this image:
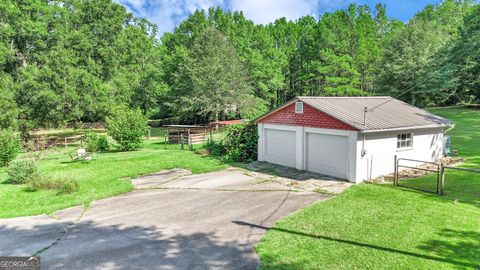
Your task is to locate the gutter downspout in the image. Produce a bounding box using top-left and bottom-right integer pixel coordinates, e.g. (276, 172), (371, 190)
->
(444, 124), (455, 134)
(361, 107), (368, 158)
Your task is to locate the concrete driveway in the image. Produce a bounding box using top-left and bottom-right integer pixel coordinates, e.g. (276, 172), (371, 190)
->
(0, 167), (350, 269)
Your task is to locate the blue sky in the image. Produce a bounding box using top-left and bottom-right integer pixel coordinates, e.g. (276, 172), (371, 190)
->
(113, 0), (442, 36)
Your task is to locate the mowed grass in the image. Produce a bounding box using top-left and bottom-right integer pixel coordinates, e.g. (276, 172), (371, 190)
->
(401, 106), (480, 203)
(0, 140), (226, 218)
(257, 106), (480, 269)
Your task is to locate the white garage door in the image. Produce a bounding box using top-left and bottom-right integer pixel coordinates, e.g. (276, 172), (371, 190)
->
(265, 129), (296, 168)
(307, 133), (349, 179)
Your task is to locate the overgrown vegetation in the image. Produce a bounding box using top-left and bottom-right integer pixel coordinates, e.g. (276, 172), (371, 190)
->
(7, 159), (40, 184)
(1, 1), (479, 129)
(85, 132), (110, 152)
(0, 129), (20, 167)
(6, 159), (78, 194)
(106, 108), (147, 151)
(203, 123), (258, 162)
(223, 123), (258, 162)
(28, 176), (79, 195)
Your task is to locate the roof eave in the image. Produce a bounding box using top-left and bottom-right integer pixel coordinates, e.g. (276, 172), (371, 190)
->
(360, 123), (454, 134)
(254, 97), (299, 123)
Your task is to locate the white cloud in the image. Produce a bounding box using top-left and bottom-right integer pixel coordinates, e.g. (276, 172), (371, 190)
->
(229, 0), (315, 24)
(114, 0), (226, 35)
(114, 0), (351, 36)
(230, 0), (355, 24)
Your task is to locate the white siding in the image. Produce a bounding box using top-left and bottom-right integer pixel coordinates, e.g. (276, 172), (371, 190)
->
(355, 128), (444, 182)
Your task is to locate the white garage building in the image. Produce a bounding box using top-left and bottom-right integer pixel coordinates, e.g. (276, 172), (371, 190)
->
(256, 96), (453, 183)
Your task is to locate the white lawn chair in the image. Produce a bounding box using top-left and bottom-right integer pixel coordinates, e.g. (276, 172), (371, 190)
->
(69, 148), (93, 161)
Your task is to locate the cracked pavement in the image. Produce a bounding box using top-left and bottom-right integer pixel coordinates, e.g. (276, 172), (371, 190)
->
(0, 168), (350, 269)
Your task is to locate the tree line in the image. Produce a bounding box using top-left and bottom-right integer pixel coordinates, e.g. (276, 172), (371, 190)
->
(1, 0), (479, 128)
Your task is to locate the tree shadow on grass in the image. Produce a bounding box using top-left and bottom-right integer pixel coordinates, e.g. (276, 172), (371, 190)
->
(417, 229), (480, 265)
(257, 253), (309, 270)
(0, 220), (258, 270)
(372, 180), (480, 209)
(233, 221), (480, 269)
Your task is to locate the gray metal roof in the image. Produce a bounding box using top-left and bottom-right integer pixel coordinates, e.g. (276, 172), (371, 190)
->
(296, 96), (453, 132)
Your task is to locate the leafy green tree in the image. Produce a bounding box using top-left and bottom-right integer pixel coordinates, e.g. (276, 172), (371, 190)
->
(171, 27), (254, 122)
(454, 4), (480, 104)
(113, 19), (168, 116)
(267, 18), (299, 105)
(0, 129), (20, 167)
(377, 0), (474, 106)
(1, 0), (479, 127)
(0, 73), (17, 129)
(1, 0), (167, 127)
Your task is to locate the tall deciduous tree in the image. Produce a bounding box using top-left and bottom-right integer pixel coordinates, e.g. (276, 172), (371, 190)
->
(377, 0), (474, 106)
(1, 0), (479, 127)
(171, 28), (254, 122)
(454, 4), (480, 104)
(0, 73), (17, 129)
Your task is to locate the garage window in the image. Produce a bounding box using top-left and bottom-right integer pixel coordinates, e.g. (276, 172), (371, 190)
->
(397, 133), (413, 149)
(295, 102), (303, 113)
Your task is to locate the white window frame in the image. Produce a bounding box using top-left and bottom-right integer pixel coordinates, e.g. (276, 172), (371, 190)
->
(396, 133), (413, 150)
(295, 102), (303, 114)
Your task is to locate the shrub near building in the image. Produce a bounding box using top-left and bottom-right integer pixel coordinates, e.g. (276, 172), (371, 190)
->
(224, 123), (258, 162)
(204, 123), (258, 162)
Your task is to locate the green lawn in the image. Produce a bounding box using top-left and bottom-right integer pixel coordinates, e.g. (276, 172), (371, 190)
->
(0, 140), (226, 218)
(257, 106), (480, 269)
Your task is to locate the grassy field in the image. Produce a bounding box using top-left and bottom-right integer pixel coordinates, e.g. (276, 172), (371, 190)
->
(400, 107), (480, 202)
(0, 140), (226, 218)
(257, 106), (480, 269)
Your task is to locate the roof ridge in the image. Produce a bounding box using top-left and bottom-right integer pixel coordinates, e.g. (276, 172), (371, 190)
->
(298, 96), (392, 99)
(256, 95), (453, 131)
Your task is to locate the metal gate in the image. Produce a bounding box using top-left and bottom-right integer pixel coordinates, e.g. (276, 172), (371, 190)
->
(394, 156), (442, 195)
(394, 155), (480, 196)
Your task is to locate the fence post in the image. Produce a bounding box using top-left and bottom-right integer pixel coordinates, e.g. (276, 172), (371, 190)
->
(180, 133), (184, 150)
(439, 163), (445, 195)
(147, 126), (151, 139)
(165, 129), (168, 149)
(393, 155), (398, 186)
(187, 129), (190, 150)
(436, 164), (440, 195)
(65, 137), (68, 149)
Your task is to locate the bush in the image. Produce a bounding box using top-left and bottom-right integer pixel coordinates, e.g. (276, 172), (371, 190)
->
(203, 140), (227, 157)
(28, 176), (79, 194)
(107, 108), (147, 151)
(97, 135), (109, 151)
(7, 159), (40, 184)
(223, 123), (258, 162)
(85, 132), (110, 152)
(0, 129), (20, 167)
